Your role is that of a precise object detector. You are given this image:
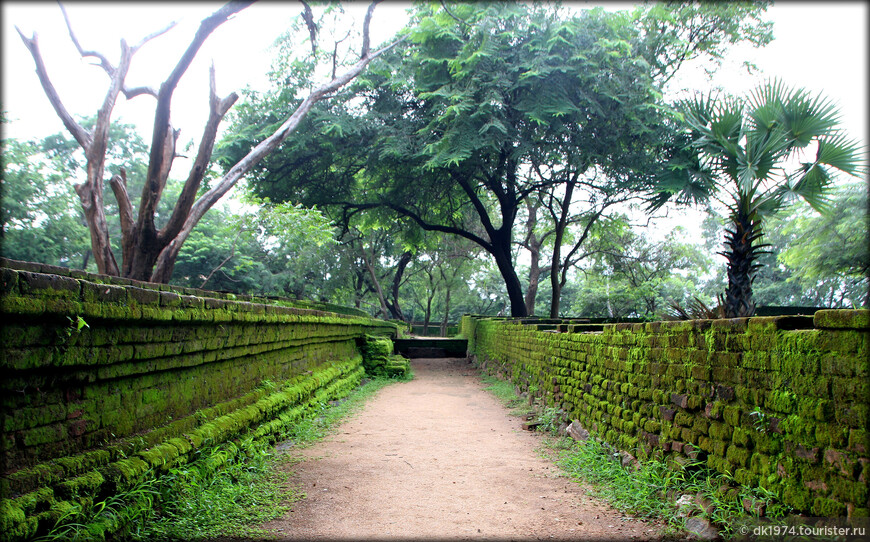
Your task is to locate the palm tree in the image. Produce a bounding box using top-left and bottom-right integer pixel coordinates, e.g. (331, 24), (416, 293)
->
(653, 80), (864, 317)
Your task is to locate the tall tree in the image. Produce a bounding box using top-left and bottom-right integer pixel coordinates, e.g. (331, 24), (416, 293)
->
(765, 182), (869, 308)
(653, 80), (864, 317)
(1, 135), (90, 267)
(16, 1), (397, 282)
(234, 2), (772, 317)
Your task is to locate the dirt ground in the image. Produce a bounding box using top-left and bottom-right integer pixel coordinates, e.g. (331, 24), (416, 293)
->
(254, 357), (667, 541)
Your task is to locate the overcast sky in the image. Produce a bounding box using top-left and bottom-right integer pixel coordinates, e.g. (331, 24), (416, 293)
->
(2, 1), (867, 171)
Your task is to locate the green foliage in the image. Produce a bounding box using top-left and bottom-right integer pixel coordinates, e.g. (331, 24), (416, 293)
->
(535, 406), (562, 434)
(0, 136), (90, 268)
(774, 182), (869, 308)
(170, 197), (336, 298)
(224, 1), (774, 318)
(565, 217), (714, 318)
(1, 118), (157, 271)
(480, 375), (527, 414)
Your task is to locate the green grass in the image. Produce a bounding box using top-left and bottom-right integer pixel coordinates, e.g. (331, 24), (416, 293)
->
(480, 374), (534, 416)
(543, 434), (793, 539)
(130, 437), (293, 541)
(33, 374), (411, 542)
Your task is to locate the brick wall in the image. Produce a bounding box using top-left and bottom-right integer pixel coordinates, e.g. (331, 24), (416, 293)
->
(0, 259), (396, 541)
(461, 311), (869, 519)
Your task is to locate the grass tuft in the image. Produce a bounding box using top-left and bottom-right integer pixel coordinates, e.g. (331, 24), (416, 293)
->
(547, 436), (794, 539)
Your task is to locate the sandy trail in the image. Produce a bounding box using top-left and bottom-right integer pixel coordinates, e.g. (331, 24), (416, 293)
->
(256, 357), (663, 541)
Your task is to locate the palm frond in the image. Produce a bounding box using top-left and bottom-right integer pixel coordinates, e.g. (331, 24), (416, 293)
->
(816, 133), (865, 176)
(779, 87), (841, 148)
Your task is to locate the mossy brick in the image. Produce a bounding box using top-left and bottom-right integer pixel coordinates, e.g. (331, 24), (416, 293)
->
(750, 452), (771, 473)
(818, 329), (863, 355)
(707, 454), (733, 475)
(713, 351), (741, 367)
(711, 318), (750, 333)
(126, 286), (160, 305)
(848, 429), (868, 454)
(783, 484), (813, 510)
(4, 403), (67, 432)
(814, 309), (870, 330)
(777, 329), (821, 354)
(733, 426), (754, 448)
(17, 271), (81, 298)
(725, 334), (749, 351)
(836, 404), (869, 429)
(179, 295), (205, 311)
(81, 281), (127, 304)
(734, 468), (758, 487)
(810, 496), (847, 517)
(0, 295), (45, 318)
(2, 347), (54, 370)
(0, 265), (20, 294)
(832, 477), (868, 506)
(101, 456), (150, 487)
(21, 423), (67, 446)
(41, 297), (85, 316)
(722, 406), (741, 426)
(158, 291), (182, 308)
(55, 470), (105, 499)
(813, 423), (849, 449)
(753, 430), (781, 455)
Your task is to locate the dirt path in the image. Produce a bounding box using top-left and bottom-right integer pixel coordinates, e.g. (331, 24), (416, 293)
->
(257, 357), (664, 541)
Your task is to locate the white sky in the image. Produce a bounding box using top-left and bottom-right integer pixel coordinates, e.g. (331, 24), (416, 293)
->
(2, 1), (868, 186)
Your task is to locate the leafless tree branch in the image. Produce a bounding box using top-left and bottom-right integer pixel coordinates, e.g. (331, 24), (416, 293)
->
(15, 27), (91, 148)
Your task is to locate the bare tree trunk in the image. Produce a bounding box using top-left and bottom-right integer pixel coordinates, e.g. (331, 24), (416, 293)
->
(549, 181), (575, 318)
(521, 199), (543, 316)
(424, 293), (433, 336)
(361, 245), (390, 319)
(19, 2), (399, 283)
(440, 288), (451, 337)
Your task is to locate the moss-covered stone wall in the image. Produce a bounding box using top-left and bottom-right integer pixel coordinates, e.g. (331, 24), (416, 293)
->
(461, 311), (869, 519)
(0, 259), (396, 541)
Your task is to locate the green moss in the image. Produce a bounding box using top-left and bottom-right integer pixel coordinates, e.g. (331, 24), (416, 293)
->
(811, 497), (847, 517)
(814, 309), (870, 330)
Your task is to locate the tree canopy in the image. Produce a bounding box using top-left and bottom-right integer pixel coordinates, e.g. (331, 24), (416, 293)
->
(222, 1), (774, 317)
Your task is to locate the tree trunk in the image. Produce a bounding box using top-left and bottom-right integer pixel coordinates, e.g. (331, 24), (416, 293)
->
(424, 293), (433, 336)
(722, 205), (763, 318)
(522, 199), (544, 316)
(361, 246), (390, 319)
(384, 251), (412, 321)
(549, 182), (575, 318)
(490, 235), (527, 318)
(440, 288), (451, 337)
(20, 2), (396, 284)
